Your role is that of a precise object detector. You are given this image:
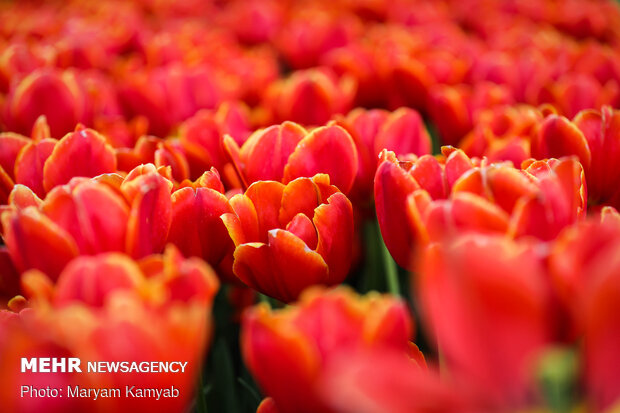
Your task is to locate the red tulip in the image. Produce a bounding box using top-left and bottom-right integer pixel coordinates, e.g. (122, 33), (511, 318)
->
(242, 287), (418, 413)
(2, 164), (174, 279)
(229, 123), (359, 195)
(117, 63), (229, 136)
(1, 206), (79, 280)
(120, 165), (173, 259)
(15, 138), (58, 198)
(42, 126), (116, 193)
(178, 102), (252, 185)
(333, 107), (433, 204)
(276, 10), (362, 69)
(167, 168), (236, 281)
(549, 211), (620, 338)
(3, 69), (85, 137)
(0, 133), (29, 183)
(263, 68), (356, 127)
(460, 104), (545, 167)
(428, 82), (514, 146)
(319, 349), (467, 413)
(374, 147), (476, 268)
(0, 245), (219, 413)
(582, 240), (620, 411)
(375, 148), (586, 269)
(417, 234), (555, 408)
(222, 175), (353, 302)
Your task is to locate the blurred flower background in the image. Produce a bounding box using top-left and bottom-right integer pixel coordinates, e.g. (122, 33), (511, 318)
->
(1, 0), (620, 412)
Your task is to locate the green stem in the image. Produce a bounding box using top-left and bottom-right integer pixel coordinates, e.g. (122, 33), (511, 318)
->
(378, 222), (400, 296)
(196, 370), (208, 413)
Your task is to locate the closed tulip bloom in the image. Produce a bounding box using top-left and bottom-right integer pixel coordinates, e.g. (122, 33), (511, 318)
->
(3, 69), (85, 138)
(263, 68), (356, 127)
(42, 125), (117, 194)
(168, 168), (237, 282)
(417, 234), (555, 408)
(242, 287), (419, 413)
(222, 174), (353, 302)
(333, 107), (432, 205)
(227, 123), (358, 195)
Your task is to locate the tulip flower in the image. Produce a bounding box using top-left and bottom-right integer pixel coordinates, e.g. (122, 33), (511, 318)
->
(428, 82), (514, 146)
(333, 107), (432, 204)
(582, 241), (620, 411)
(167, 168), (237, 282)
(319, 349), (467, 413)
(222, 174), (353, 302)
(375, 147), (586, 269)
(417, 234), (555, 408)
(2, 163), (175, 279)
(460, 104), (545, 166)
(177, 101), (252, 186)
(534, 106), (620, 208)
(3, 69), (86, 137)
(262, 68), (356, 127)
(276, 9), (362, 69)
(0, 245), (219, 413)
(226, 123), (359, 195)
(242, 287), (420, 413)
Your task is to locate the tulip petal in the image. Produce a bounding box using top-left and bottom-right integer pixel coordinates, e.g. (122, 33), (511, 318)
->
(8, 185), (42, 209)
(486, 167), (538, 214)
(0, 133), (29, 180)
(241, 122), (307, 183)
(313, 192), (353, 285)
(408, 155), (447, 200)
(286, 213), (318, 250)
(168, 186), (234, 265)
(42, 182), (129, 255)
(14, 138), (57, 198)
(1, 207), (78, 279)
(42, 128), (117, 192)
(283, 125), (358, 194)
(374, 108), (431, 157)
(0, 166), (13, 205)
(223, 194), (260, 245)
(443, 148), (474, 189)
(125, 173), (172, 258)
(451, 192), (510, 234)
(278, 177), (321, 226)
(535, 115), (591, 169)
(55, 253), (143, 307)
(242, 305), (321, 412)
(374, 151), (420, 268)
(245, 181), (285, 242)
(233, 230), (329, 303)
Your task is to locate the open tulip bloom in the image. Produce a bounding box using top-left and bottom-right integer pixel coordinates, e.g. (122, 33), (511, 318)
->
(2, 0), (620, 412)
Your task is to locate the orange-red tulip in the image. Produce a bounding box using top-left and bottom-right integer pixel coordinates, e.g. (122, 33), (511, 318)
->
(375, 147), (586, 268)
(428, 82), (514, 146)
(3, 69), (85, 137)
(417, 234), (555, 408)
(178, 102), (251, 186)
(168, 168), (236, 282)
(263, 68), (356, 127)
(2, 164), (175, 279)
(333, 107), (432, 205)
(0, 245), (218, 413)
(242, 287), (419, 413)
(42, 126), (116, 193)
(222, 175), (353, 302)
(229, 123), (359, 195)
